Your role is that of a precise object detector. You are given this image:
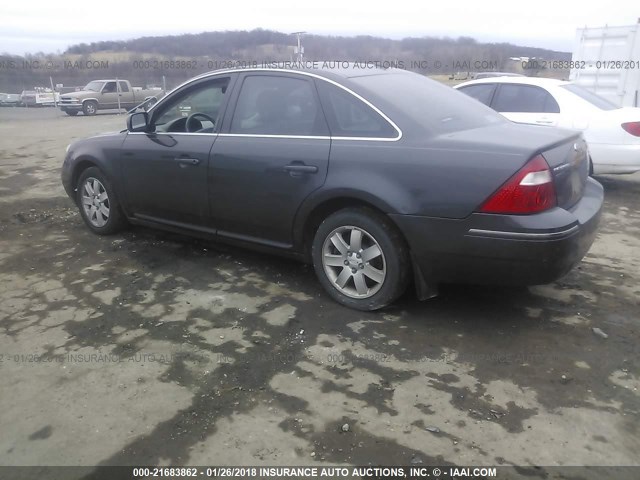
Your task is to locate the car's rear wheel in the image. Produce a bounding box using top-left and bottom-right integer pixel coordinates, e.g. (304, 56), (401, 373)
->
(311, 207), (410, 311)
(64, 110), (78, 116)
(83, 101), (98, 116)
(76, 167), (126, 235)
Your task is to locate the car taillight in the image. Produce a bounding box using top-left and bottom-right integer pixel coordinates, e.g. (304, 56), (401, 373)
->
(479, 155), (556, 214)
(621, 122), (640, 137)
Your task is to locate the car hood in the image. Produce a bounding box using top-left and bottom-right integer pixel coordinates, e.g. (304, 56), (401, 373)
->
(68, 131), (126, 153)
(61, 91), (95, 99)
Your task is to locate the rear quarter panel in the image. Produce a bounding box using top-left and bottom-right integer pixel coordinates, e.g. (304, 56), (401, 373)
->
(321, 137), (526, 218)
(293, 121), (583, 249)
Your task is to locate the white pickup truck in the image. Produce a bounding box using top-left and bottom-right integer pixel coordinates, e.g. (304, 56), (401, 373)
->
(59, 79), (164, 116)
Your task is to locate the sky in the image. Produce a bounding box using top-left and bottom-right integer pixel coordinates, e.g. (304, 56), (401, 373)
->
(0, 0), (636, 55)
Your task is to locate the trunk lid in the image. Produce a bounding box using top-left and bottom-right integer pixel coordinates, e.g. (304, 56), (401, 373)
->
(541, 135), (589, 209)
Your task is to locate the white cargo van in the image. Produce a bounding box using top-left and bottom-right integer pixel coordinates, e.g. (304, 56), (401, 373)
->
(570, 23), (640, 107)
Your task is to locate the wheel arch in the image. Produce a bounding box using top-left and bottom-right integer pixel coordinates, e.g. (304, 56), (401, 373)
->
(296, 192), (436, 302)
(71, 158), (99, 190)
(70, 155), (123, 207)
(82, 98), (99, 115)
(295, 191), (406, 261)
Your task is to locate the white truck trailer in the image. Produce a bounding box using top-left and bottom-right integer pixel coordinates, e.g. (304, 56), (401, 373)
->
(570, 22), (640, 107)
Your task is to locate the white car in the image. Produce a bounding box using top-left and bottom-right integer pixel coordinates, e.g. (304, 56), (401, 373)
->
(454, 77), (640, 174)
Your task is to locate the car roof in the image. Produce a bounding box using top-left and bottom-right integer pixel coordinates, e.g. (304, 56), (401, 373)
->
(189, 62), (405, 84)
(456, 76), (571, 88)
(474, 72), (524, 77)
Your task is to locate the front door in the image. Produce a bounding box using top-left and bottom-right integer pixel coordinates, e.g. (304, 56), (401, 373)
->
(120, 75), (234, 227)
(100, 81), (120, 109)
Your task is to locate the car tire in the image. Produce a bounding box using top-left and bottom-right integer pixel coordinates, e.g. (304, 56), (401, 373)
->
(65, 110), (78, 116)
(76, 167), (126, 235)
(83, 101), (98, 116)
(311, 207), (410, 311)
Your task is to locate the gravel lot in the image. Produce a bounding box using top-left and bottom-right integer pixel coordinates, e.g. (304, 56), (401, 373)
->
(0, 108), (639, 476)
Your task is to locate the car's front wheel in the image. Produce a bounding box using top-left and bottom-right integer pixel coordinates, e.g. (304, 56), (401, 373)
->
(311, 207), (410, 311)
(76, 167), (126, 235)
(83, 101), (98, 116)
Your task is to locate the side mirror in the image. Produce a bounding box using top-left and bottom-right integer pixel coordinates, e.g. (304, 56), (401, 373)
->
(127, 112), (150, 132)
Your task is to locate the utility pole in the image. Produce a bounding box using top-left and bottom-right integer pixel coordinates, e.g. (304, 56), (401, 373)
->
(291, 31), (306, 62)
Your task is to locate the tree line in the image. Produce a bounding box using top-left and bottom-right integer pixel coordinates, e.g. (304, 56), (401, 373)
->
(0, 29), (570, 93)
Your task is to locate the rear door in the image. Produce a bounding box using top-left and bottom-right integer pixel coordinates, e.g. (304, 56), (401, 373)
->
(491, 84), (561, 126)
(208, 73), (331, 247)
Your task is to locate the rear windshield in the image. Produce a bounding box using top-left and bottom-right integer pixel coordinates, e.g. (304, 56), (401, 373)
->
(350, 72), (505, 135)
(561, 84), (618, 110)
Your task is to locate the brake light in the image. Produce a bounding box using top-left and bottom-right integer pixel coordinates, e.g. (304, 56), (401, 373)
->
(621, 122), (640, 137)
(479, 155), (556, 214)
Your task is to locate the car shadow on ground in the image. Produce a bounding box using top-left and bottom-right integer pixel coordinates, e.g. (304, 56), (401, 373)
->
(2, 199), (638, 468)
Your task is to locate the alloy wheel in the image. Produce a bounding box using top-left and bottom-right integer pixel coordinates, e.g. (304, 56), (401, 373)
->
(321, 226), (386, 299)
(81, 177), (110, 227)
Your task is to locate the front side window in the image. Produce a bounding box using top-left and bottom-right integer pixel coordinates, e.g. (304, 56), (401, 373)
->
(316, 81), (397, 138)
(102, 81), (117, 93)
(492, 84), (560, 113)
(230, 75), (327, 136)
(153, 77), (230, 133)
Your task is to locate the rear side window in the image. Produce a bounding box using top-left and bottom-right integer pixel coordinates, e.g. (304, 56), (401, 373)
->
(561, 84), (618, 110)
(230, 75), (328, 136)
(492, 84), (560, 113)
(118, 81), (129, 93)
(316, 81), (398, 138)
(350, 73), (505, 135)
(458, 84), (495, 106)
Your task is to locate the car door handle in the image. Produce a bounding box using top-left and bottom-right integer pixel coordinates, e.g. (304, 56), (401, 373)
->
(535, 119), (554, 125)
(176, 157), (201, 167)
(283, 164), (318, 174)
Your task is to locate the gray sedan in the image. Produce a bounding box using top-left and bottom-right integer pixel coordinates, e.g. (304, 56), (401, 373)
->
(61, 65), (603, 310)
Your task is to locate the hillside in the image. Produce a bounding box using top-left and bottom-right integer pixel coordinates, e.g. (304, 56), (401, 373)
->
(0, 29), (570, 93)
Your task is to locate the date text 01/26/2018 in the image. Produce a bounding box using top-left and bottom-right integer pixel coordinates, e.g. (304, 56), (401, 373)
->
(522, 60), (640, 70)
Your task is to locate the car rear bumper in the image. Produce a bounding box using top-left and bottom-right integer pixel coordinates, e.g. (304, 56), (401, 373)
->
(390, 177), (604, 286)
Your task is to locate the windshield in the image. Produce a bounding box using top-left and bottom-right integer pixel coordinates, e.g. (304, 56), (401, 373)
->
(561, 84), (618, 111)
(351, 72), (505, 135)
(84, 81), (105, 92)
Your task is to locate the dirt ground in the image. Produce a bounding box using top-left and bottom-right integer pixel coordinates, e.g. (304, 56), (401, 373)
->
(0, 108), (639, 477)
